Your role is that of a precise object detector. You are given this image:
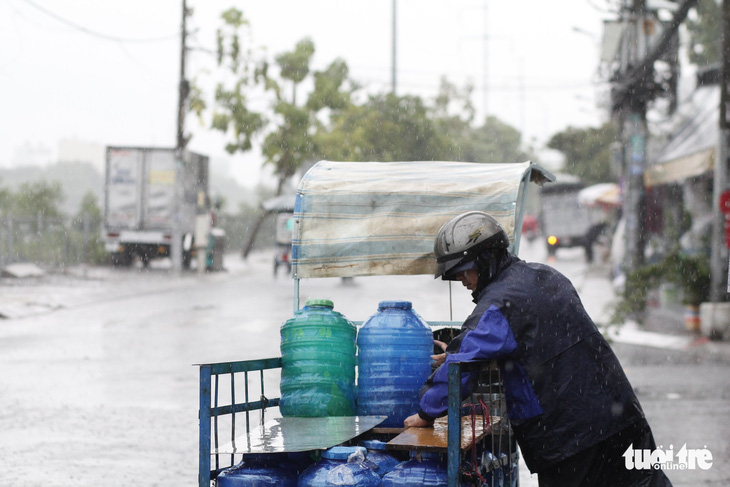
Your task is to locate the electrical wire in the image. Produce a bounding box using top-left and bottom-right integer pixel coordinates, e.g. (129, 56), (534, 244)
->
(20, 0), (179, 43)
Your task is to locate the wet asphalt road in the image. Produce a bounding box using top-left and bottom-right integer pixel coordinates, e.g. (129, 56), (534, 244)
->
(0, 243), (728, 486)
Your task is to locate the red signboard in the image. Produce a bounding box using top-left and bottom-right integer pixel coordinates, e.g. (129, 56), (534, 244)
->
(721, 191), (730, 248)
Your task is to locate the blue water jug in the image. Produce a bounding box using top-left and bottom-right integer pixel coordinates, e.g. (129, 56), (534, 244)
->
(500, 451), (518, 487)
(280, 299), (357, 417)
(381, 451), (450, 487)
(357, 301), (433, 427)
(360, 439), (400, 477)
(217, 453), (298, 486)
(297, 446), (381, 487)
(479, 451), (498, 486)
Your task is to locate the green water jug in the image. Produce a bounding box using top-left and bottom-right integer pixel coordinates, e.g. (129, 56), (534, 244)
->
(279, 299), (357, 417)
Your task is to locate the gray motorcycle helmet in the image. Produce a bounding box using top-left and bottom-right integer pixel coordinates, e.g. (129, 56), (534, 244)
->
(433, 211), (510, 280)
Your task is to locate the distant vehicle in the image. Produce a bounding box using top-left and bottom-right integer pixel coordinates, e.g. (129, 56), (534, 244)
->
(521, 214), (539, 242)
(539, 180), (596, 259)
(261, 194), (296, 277)
(103, 147), (209, 267)
(274, 212), (294, 276)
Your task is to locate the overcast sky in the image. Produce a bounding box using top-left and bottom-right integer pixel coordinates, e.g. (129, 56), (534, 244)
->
(0, 0), (612, 187)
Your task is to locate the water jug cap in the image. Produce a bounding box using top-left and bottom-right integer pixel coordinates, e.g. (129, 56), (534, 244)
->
(305, 298), (334, 308)
(361, 440), (387, 451)
(378, 300), (412, 310)
(322, 446), (365, 460)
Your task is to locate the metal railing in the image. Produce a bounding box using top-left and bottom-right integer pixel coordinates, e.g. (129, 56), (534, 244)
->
(0, 213), (104, 268)
(198, 357), (283, 487)
(197, 356), (517, 487)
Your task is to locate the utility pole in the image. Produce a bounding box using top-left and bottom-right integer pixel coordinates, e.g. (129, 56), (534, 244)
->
(172, 0), (189, 273)
(177, 0), (189, 152)
(612, 0), (696, 275)
(391, 0), (397, 95)
(619, 0), (649, 274)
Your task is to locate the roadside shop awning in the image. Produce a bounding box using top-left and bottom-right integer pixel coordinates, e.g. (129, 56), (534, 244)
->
(578, 183), (621, 208)
(292, 160), (553, 278)
(645, 85), (718, 187)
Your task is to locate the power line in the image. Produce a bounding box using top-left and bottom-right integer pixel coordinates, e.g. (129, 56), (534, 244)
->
(20, 0), (179, 43)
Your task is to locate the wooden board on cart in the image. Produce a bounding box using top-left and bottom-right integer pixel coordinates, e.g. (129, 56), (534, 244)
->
(386, 416), (502, 452)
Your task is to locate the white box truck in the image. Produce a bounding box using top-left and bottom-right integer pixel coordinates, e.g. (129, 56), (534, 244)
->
(540, 180), (600, 259)
(103, 147), (209, 267)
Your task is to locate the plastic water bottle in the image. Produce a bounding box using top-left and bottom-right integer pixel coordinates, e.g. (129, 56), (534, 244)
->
(297, 446), (381, 487)
(357, 301), (433, 427)
(381, 451), (449, 487)
(360, 439), (400, 477)
(216, 453), (298, 486)
(280, 299), (357, 417)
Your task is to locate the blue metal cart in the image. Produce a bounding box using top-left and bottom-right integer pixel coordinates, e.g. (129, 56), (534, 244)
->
(198, 160), (553, 486)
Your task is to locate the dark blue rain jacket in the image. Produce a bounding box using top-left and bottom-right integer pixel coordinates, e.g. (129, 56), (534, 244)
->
(417, 257), (644, 473)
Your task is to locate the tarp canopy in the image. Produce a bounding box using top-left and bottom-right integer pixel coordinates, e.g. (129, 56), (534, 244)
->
(645, 85), (718, 187)
(292, 160), (553, 278)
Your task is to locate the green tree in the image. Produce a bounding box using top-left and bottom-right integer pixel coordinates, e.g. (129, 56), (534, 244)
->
(458, 116), (530, 163)
(546, 122), (619, 185)
(429, 78), (530, 163)
(208, 9), (356, 194)
(0, 179), (11, 214)
(73, 191), (103, 229)
(318, 93), (446, 162)
(10, 180), (64, 220)
(204, 8), (265, 155)
(317, 78), (528, 164)
(205, 9), (357, 256)
(72, 191), (106, 264)
(686, 0), (722, 67)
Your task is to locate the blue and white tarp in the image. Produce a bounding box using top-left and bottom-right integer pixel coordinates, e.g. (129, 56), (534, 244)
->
(292, 160), (552, 278)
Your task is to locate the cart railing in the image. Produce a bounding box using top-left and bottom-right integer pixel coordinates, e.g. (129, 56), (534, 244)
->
(198, 356), (516, 487)
(198, 357), (282, 487)
(447, 360), (518, 486)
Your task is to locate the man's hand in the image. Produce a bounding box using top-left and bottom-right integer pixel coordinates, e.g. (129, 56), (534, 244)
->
(431, 339), (448, 367)
(404, 413), (434, 428)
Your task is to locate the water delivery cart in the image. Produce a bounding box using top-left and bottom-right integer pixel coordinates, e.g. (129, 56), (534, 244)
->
(198, 160), (554, 486)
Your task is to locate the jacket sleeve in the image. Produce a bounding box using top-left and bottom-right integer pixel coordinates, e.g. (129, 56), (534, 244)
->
(418, 305), (518, 420)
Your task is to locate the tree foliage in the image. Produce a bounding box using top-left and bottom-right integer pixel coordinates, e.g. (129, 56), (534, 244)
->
(317, 93), (445, 162)
(208, 9), (356, 195)
(202, 8), (532, 198)
(458, 116), (530, 163)
(546, 122), (619, 185)
(686, 0), (722, 67)
(9, 180), (64, 219)
(74, 191), (103, 229)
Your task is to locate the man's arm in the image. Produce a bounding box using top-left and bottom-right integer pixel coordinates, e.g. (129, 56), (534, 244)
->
(408, 305), (518, 425)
